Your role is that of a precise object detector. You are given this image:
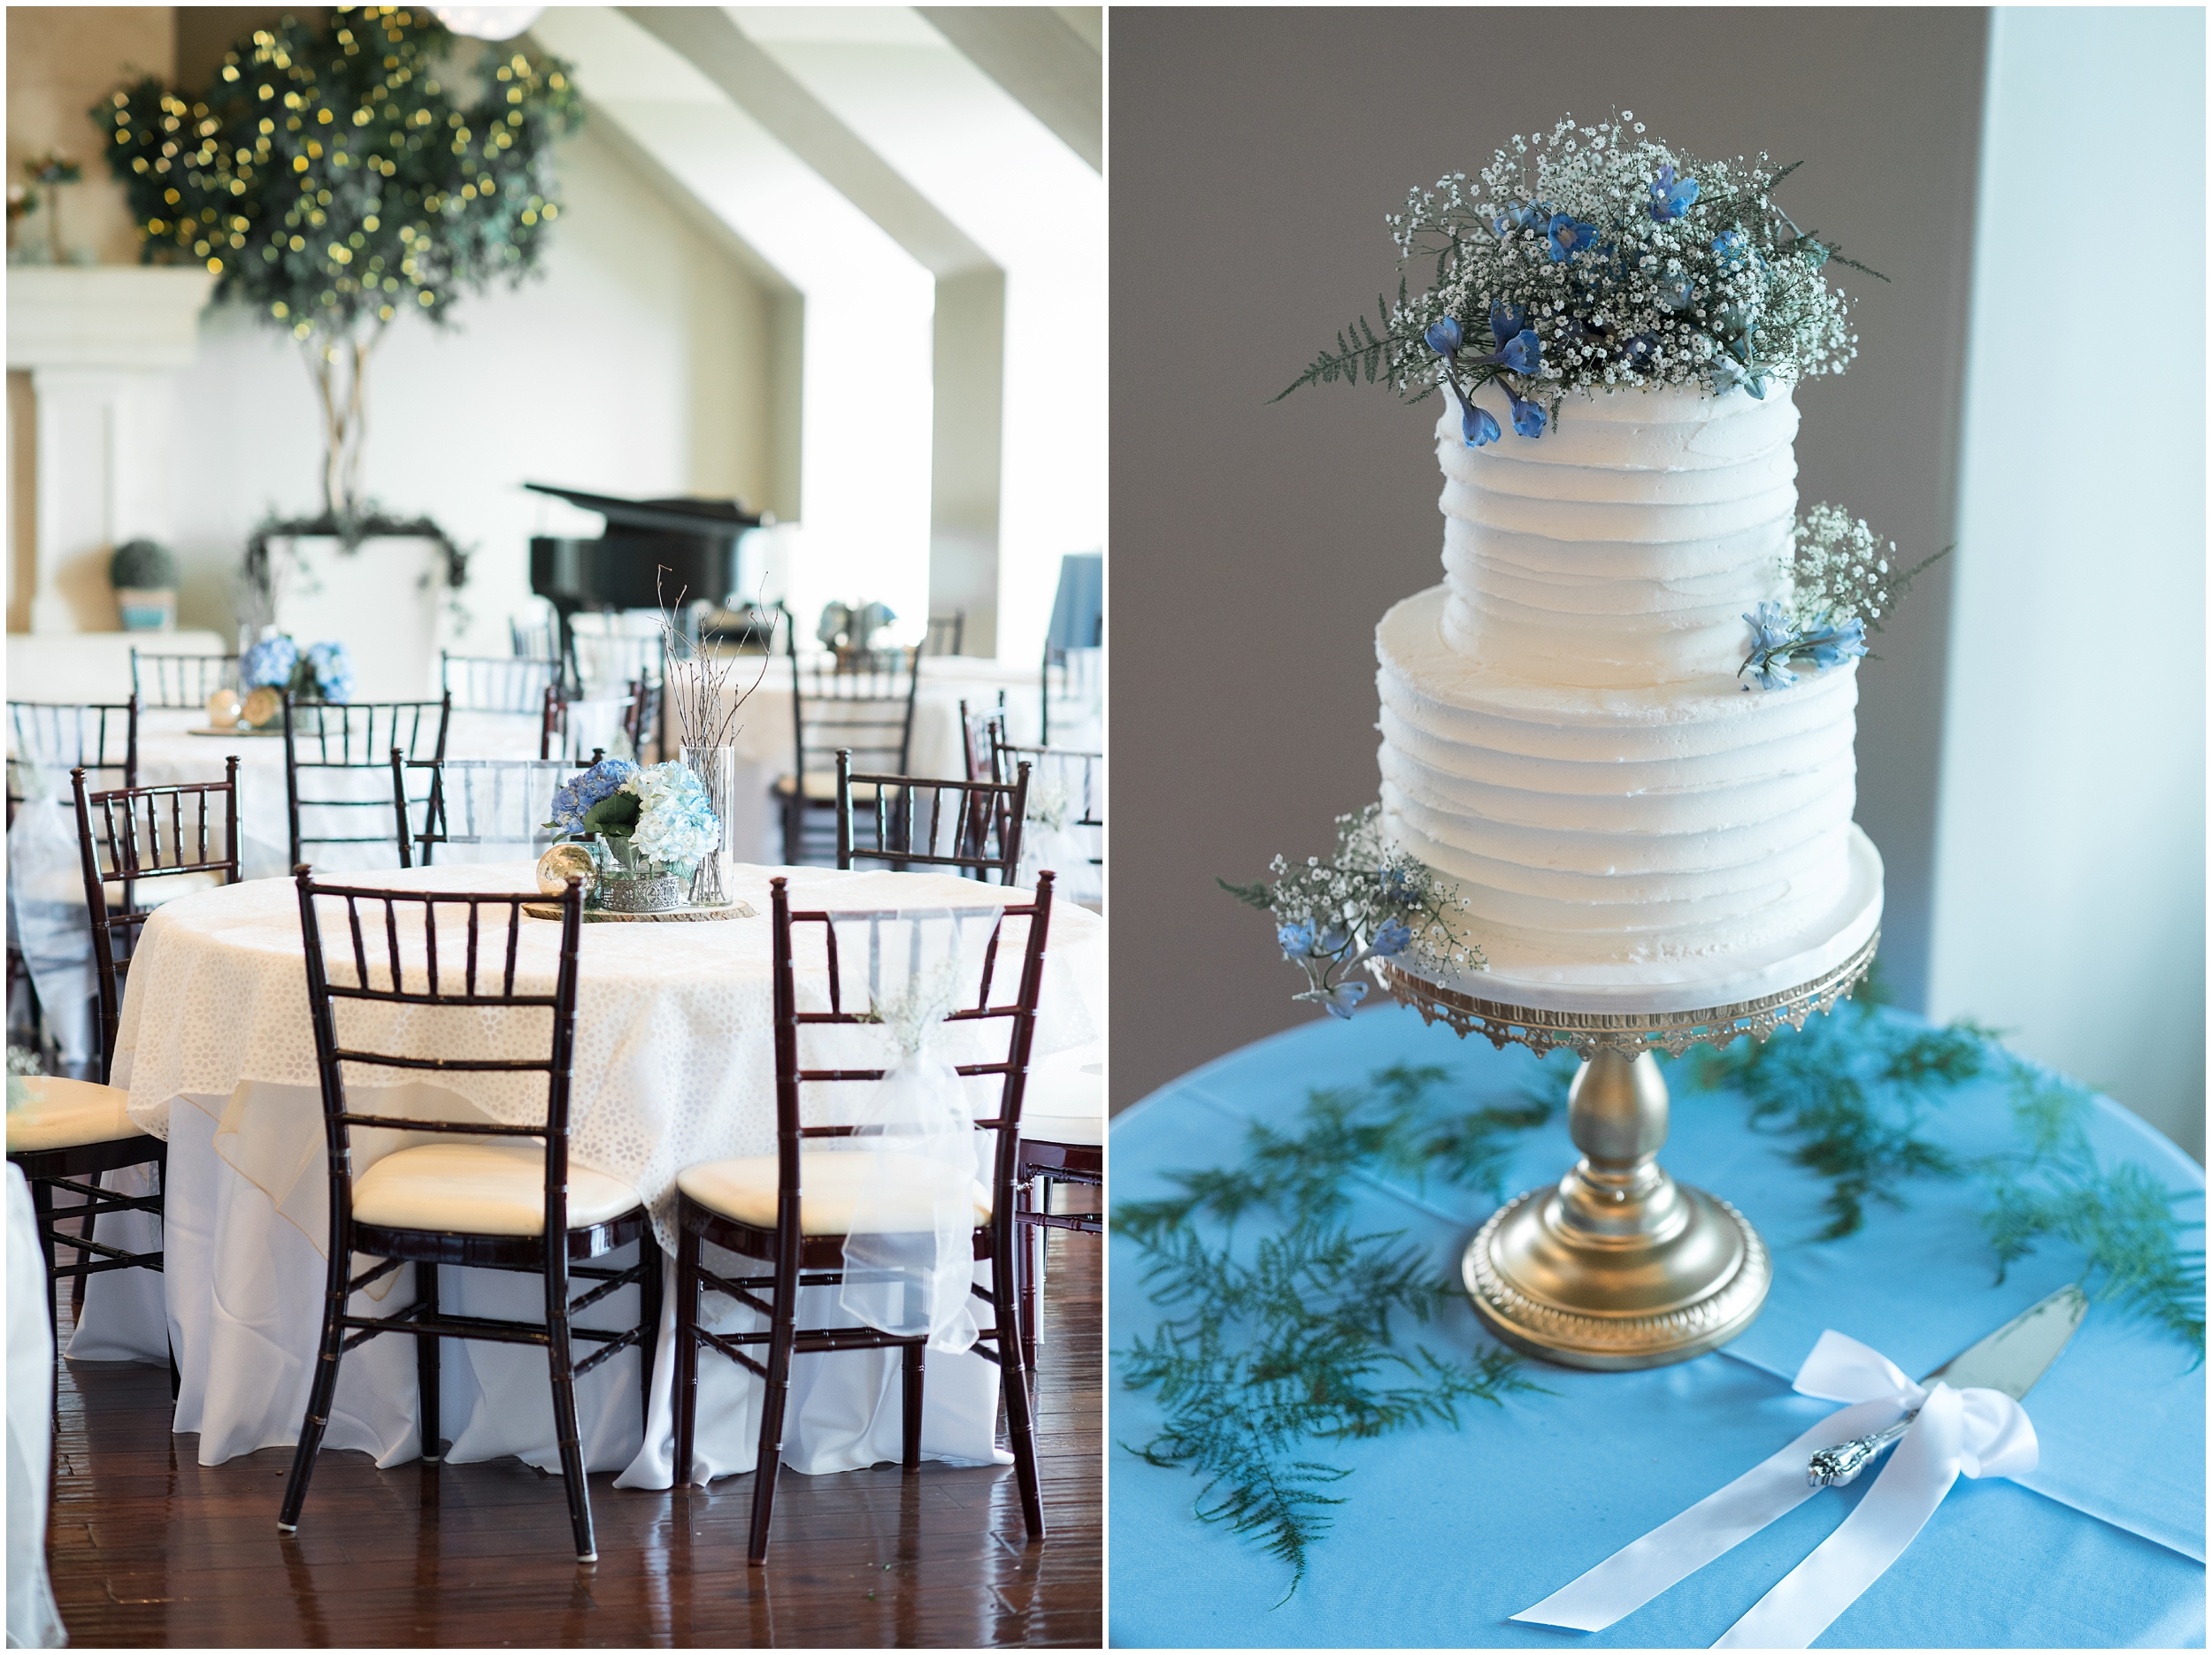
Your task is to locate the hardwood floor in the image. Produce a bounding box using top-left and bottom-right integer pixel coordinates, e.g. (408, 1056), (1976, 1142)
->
(42, 1231), (1102, 1647)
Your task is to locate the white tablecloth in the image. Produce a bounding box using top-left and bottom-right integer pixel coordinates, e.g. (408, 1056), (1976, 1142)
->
(73, 860), (1101, 1491)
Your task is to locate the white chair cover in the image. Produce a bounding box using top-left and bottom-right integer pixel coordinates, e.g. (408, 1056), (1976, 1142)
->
(1015, 752), (1102, 905)
(823, 908), (999, 1354)
(7, 1163), (66, 1648)
(7, 766), (96, 1065)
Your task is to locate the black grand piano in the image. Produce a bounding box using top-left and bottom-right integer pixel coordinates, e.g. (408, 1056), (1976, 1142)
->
(525, 481), (767, 661)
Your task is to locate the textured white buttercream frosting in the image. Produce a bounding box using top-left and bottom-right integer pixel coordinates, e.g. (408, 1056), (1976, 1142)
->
(1376, 379), (1881, 991)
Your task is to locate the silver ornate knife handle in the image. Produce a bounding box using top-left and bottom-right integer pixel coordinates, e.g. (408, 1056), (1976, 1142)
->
(1806, 1411), (1918, 1488)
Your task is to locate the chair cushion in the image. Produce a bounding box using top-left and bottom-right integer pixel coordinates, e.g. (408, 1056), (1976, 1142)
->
(4, 1077), (147, 1154)
(1020, 1068), (1103, 1147)
(678, 1150), (989, 1236)
(351, 1143), (642, 1237)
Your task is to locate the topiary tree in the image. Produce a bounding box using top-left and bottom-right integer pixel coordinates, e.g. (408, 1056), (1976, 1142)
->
(94, 5), (582, 525)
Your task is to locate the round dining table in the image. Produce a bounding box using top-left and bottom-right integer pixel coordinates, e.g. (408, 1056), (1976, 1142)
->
(1109, 1003), (2204, 1648)
(72, 859), (1102, 1493)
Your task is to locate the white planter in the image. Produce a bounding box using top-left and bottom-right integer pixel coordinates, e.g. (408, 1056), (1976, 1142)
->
(268, 535), (447, 701)
(115, 587), (177, 632)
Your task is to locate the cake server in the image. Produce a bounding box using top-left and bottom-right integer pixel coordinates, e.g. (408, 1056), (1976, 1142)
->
(1806, 1283), (2087, 1487)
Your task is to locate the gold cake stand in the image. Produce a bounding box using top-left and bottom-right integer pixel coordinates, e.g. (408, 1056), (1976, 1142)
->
(1374, 930), (1878, 1371)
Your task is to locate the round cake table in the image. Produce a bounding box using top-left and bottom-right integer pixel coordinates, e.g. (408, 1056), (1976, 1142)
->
(1110, 1003), (2204, 1648)
(73, 860), (1103, 1493)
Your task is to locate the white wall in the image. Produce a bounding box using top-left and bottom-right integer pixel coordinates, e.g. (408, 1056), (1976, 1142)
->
(1929, 6), (2206, 1159)
(164, 119), (787, 649)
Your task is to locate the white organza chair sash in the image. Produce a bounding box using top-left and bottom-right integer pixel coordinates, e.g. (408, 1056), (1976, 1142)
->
(818, 906), (1007, 1353)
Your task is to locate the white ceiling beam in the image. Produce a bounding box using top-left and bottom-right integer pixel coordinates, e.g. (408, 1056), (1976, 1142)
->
(619, 5), (995, 277)
(916, 7), (1100, 172)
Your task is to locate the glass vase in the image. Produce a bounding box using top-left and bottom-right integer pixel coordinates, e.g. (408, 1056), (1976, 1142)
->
(681, 743), (737, 908)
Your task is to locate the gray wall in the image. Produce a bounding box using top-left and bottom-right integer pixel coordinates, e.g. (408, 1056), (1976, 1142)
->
(1108, 7), (1989, 1109)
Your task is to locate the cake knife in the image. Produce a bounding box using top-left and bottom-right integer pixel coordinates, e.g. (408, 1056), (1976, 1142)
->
(1806, 1283), (2088, 1487)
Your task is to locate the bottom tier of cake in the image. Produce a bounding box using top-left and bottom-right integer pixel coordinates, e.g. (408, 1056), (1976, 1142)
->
(1376, 584), (1884, 1007)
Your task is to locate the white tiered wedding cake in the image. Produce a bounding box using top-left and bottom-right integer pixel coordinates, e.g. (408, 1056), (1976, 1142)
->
(1376, 378), (1882, 1008)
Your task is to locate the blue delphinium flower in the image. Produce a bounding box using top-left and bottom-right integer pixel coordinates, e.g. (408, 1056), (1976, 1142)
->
(1488, 303), (1527, 348)
(1505, 386), (1548, 439)
(1294, 979), (1370, 1020)
(1740, 601), (1802, 692)
(1278, 921), (1315, 957)
(1711, 229), (1751, 270)
(1487, 328), (1542, 377)
(1742, 655), (1798, 693)
(1805, 613), (1869, 668)
(1369, 918), (1413, 958)
(1425, 317), (1463, 357)
(1314, 921), (1351, 956)
(1492, 199), (1555, 236)
(1707, 355), (1770, 400)
(242, 636), (298, 690)
(1655, 276), (1697, 314)
(1744, 601), (1795, 655)
(1647, 165), (1699, 223)
(305, 641), (353, 703)
(1622, 333), (1658, 368)
(1455, 387), (1502, 448)
(1548, 212), (1597, 263)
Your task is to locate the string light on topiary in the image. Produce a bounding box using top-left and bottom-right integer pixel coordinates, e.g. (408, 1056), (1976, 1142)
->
(93, 4), (582, 525)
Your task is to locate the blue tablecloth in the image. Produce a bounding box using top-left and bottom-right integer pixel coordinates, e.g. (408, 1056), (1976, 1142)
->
(1110, 1004), (2205, 1648)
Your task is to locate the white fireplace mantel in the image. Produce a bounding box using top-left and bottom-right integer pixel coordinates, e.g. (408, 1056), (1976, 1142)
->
(6, 264), (219, 633)
(8, 264), (219, 371)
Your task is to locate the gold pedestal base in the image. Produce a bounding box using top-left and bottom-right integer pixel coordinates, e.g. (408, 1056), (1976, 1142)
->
(1376, 938), (1876, 1372)
(1462, 1180), (1770, 1371)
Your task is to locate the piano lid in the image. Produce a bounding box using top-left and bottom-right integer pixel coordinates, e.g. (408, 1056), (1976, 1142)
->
(523, 481), (763, 539)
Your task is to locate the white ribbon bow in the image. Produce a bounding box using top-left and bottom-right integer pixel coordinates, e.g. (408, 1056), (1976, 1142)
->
(1510, 1331), (2039, 1649)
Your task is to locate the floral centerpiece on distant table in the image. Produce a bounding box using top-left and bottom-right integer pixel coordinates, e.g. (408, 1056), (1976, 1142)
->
(214, 635), (356, 728)
(545, 756), (722, 913)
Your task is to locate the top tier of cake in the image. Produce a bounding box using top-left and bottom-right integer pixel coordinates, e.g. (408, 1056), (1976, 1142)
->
(1439, 379), (1798, 689)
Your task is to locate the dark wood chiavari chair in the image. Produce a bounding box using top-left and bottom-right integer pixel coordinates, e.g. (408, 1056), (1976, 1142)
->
(7, 699), (140, 1059)
(923, 610), (966, 657)
(668, 873), (1056, 1561)
(779, 646), (921, 867)
(957, 693), (1008, 785)
(983, 727), (1103, 1373)
(130, 649), (242, 709)
(280, 871), (658, 1562)
(281, 694), (451, 869)
(6, 759), (241, 1377)
(833, 750), (1028, 885)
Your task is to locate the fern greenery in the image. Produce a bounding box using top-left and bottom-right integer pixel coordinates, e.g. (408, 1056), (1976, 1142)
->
(1979, 1061), (2205, 1359)
(1114, 1064), (1556, 1598)
(1689, 994), (1988, 1239)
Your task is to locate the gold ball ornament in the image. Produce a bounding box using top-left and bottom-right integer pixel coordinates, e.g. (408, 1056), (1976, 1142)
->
(205, 687), (243, 727)
(535, 841), (596, 896)
(242, 686), (282, 728)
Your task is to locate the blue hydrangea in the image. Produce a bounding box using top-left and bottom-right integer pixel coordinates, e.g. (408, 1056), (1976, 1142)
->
(305, 640), (353, 703)
(628, 761), (721, 869)
(242, 636), (298, 690)
(547, 756), (641, 836)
